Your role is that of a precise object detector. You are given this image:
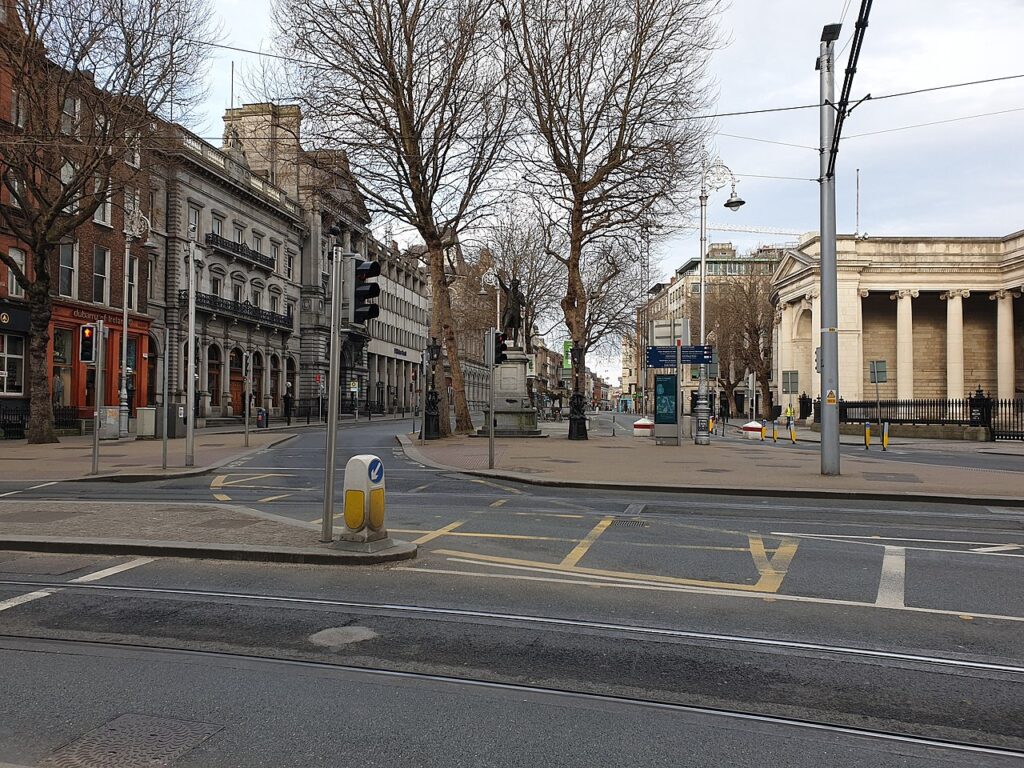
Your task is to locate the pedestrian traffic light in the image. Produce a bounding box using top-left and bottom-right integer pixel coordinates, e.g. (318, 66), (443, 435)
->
(79, 324), (96, 364)
(351, 259), (381, 324)
(493, 331), (508, 366)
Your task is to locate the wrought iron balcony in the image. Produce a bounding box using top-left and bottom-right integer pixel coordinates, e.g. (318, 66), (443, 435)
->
(178, 290), (293, 332)
(204, 232), (276, 271)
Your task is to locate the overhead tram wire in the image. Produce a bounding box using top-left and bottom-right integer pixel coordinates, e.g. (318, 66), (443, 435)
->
(827, 0), (874, 180)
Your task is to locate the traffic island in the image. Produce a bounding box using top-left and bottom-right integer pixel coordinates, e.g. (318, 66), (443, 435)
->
(0, 500), (417, 566)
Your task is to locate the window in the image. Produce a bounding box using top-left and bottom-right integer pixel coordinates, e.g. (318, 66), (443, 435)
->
(286, 302), (294, 319)
(232, 284), (242, 303)
(10, 86), (24, 128)
(234, 225), (244, 244)
(286, 253), (294, 280)
(212, 216), (223, 237)
(210, 277), (222, 297)
(58, 242), (76, 298)
(252, 290), (262, 308)
(93, 177), (111, 225)
(6, 172), (22, 208)
(127, 256), (138, 310)
(147, 258), (155, 299)
(253, 234), (263, 254)
(125, 132), (140, 167)
(93, 246), (109, 304)
(188, 206), (200, 239)
(270, 295), (279, 314)
(0, 333), (25, 395)
(271, 243), (279, 272)
(60, 97), (79, 135)
(7, 247), (25, 298)
(60, 162), (77, 213)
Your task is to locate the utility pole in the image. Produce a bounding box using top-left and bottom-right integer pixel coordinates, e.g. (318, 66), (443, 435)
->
(185, 237), (199, 467)
(818, 23), (842, 476)
(321, 237), (346, 543)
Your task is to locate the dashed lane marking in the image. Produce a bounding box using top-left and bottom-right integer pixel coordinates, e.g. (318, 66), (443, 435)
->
(0, 589), (55, 612)
(876, 546), (906, 608)
(257, 494), (293, 503)
(512, 512), (584, 519)
(409, 483), (434, 494)
(0, 557), (155, 613)
(28, 481), (59, 490)
(213, 493), (232, 502)
(490, 499), (508, 508)
(972, 544), (1022, 553)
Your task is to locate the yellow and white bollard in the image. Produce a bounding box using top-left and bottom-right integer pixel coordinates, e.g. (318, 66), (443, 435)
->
(864, 421), (871, 450)
(338, 454), (394, 552)
(772, 420), (778, 442)
(789, 418), (797, 444)
(760, 420), (766, 441)
(882, 421), (889, 451)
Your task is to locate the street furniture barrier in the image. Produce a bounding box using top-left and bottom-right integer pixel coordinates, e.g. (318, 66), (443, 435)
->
(742, 421), (762, 440)
(882, 421), (889, 451)
(337, 454), (394, 552)
(864, 421), (871, 450)
(633, 418), (654, 438)
(772, 419), (778, 443)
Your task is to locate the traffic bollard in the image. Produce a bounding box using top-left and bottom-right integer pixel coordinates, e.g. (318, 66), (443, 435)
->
(789, 418), (797, 444)
(882, 421), (889, 451)
(335, 454), (395, 552)
(864, 421), (871, 450)
(760, 420), (766, 441)
(772, 420), (778, 442)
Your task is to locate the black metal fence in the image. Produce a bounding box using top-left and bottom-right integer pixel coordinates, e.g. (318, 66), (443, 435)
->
(293, 397), (328, 424)
(811, 391), (1024, 441)
(0, 404), (81, 439)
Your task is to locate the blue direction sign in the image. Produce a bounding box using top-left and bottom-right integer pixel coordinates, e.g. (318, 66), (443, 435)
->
(647, 345), (712, 368)
(367, 458), (384, 483)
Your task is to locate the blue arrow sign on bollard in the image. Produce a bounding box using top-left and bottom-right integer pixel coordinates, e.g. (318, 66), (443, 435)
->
(368, 458), (384, 483)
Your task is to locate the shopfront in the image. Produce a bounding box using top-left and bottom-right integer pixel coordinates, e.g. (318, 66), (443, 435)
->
(0, 301), (30, 409)
(49, 303), (153, 419)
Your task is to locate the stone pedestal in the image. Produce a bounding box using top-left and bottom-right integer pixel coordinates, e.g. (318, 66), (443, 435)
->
(478, 349), (541, 437)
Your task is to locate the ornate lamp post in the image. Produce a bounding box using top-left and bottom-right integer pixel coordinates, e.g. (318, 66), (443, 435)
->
(480, 268), (500, 331)
(119, 209), (150, 437)
(423, 336), (442, 440)
(568, 344), (588, 440)
(695, 157), (744, 446)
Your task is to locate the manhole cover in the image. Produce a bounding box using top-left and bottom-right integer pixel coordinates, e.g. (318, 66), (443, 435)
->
(38, 713), (221, 767)
(611, 519), (648, 528)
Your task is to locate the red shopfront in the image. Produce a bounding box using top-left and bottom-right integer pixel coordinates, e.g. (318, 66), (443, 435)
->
(49, 302), (152, 418)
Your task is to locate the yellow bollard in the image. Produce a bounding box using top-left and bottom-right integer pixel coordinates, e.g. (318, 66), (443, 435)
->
(789, 419), (797, 444)
(772, 420), (778, 442)
(882, 421), (889, 451)
(338, 454), (394, 551)
(864, 421), (871, 450)
(760, 421), (766, 441)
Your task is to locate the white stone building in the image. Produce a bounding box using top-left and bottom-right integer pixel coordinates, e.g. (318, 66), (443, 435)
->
(773, 231), (1024, 405)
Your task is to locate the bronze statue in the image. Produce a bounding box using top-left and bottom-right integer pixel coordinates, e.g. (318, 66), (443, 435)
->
(497, 273), (525, 348)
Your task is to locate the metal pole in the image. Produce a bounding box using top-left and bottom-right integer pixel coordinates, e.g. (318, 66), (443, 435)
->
(819, 33), (841, 476)
(694, 175), (710, 446)
(185, 241), (197, 467)
(161, 326), (169, 470)
(488, 329), (495, 469)
(119, 237), (130, 437)
(420, 344), (426, 446)
(90, 320), (104, 475)
(321, 245), (345, 543)
(676, 340), (682, 446)
(244, 351), (250, 448)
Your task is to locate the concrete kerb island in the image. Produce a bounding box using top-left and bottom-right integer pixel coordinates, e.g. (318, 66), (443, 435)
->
(395, 432), (1024, 508)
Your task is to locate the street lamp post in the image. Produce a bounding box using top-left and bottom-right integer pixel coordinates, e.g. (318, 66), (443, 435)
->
(184, 229), (202, 467)
(423, 336), (442, 440)
(696, 158), (745, 446)
(481, 268), (501, 332)
(119, 209), (150, 437)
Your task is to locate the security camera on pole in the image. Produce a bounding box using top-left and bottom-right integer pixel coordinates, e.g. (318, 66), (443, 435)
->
(695, 157), (745, 446)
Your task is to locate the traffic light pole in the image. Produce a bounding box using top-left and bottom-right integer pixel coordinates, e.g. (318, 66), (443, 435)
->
(161, 326), (169, 470)
(185, 240), (198, 467)
(90, 320), (104, 475)
(321, 244), (346, 543)
(487, 329), (495, 469)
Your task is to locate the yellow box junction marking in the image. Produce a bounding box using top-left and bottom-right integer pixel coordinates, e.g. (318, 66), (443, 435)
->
(560, 516), (614, 568)
(413, 521), (466, 545)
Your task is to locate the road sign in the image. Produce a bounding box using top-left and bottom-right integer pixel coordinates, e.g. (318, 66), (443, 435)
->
(315, 373), (322, 383)
(825, 389), (837, 405)
(367, 457), (384, 483)
(679, 345), (713, 364)
(646, 345), (677, 369)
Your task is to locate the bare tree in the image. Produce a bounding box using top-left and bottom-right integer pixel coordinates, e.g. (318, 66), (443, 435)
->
(687, 286), (743, 416)
(273, 0), (514, 436)
(499, 0), (719, 435)
(0, 0), (216, 443)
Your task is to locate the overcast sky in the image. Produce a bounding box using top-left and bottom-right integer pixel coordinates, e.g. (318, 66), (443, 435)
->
(199, 0), (1024, 383)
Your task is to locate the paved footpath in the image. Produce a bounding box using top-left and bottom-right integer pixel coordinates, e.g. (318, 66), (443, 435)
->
(401, 424), (1024, 504)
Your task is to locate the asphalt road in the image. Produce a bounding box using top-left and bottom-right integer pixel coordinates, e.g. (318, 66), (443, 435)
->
(1, 418), (1022, 766)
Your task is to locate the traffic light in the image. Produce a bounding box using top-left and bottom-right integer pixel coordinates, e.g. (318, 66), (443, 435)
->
(351, 259), (381, 324)
(493, 331), (508, 366)
(79, 324), (96, 364)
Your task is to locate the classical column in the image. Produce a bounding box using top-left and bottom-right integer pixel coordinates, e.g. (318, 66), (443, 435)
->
(991, 290), (1020, 399)
(890, 289), (918, 399)
(807, 288), (820, 398)
(940, 290), (969, 399)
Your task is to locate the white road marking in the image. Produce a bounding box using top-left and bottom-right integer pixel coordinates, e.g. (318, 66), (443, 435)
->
(971, 544), (1022, 554)
(434, 557), (1024, 623)
(0, 491), (22, 498)
(0, 589), (56, 612)
(0, 557), (155, 612)
(623, 503), (646, 516)
(875, 546), (906, 608)
(69, 557), (156, 584)
(27, 482), (58, 490)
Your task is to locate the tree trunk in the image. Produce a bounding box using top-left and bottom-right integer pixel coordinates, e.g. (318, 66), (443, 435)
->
(560, 196), (588, 439)
(426, 242), (474, 435)
(26, 277), (58, 444)
(760, 379), (773, 420)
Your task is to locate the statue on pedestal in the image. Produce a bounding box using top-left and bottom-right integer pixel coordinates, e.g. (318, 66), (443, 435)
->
(497, 273), (525, 348)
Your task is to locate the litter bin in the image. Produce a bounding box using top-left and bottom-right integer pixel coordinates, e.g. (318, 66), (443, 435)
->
(257, 408), (267, 428)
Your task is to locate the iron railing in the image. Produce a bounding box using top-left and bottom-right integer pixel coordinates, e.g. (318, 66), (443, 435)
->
(178, 290), (293, 331)
(991, 398), (1024, 441)
(0, 404), (81, 439)
(204, 232), (277, 270)
(814, 397), (974, 425)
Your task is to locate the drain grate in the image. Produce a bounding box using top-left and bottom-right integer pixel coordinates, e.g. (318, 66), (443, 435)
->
(611, 518), (648, 528)
(38, 713), (221, 767)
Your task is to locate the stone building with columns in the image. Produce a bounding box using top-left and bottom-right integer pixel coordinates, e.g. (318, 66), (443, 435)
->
(148, 123), (304, 420)
(773, 231), (1024, 408)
